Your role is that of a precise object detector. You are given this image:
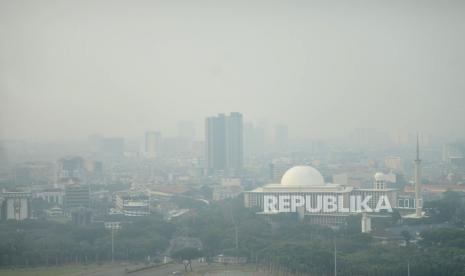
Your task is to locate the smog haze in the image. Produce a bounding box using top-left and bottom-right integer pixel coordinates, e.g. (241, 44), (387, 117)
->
(1, 0), (465, 141)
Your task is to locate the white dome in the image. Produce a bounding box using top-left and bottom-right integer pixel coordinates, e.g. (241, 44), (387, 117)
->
(281, 166), (325, 186)
(374, 172), (385, 181)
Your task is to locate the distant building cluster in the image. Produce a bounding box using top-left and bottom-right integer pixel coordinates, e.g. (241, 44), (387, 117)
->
(212, 178), (243, 201)
(1, 110), (464, 239)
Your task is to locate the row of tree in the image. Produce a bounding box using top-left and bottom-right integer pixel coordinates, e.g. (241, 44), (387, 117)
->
(1, 192), (465, 275)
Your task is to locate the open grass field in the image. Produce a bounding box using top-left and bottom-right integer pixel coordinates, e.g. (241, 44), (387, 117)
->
(0, 263), (126, 276)
(0, 263), (266, 276)
(184, 263), (266, 276)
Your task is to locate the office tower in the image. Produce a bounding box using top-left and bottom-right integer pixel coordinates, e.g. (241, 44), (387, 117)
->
(205, 112), (243, 175)
(145, 131), (162, 158)
(206, 114), (227, 172)
(64, 184), (90, 210)
(274, 124), (289, 153)
(57, 156), (85, 183)
(225, 112), (243, 171)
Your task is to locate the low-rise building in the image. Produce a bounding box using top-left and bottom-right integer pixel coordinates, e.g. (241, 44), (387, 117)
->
(212, 178), (243, 201)
(213, 255), (247, 264)
(1, 190), (32, 220)
(36, 188), (64, 206)
(115, 191), (150, 216)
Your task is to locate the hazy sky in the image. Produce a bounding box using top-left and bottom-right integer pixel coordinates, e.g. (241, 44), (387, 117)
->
(1, 0), (464, 141)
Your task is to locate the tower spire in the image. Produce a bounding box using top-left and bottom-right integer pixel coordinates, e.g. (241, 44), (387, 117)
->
(416, 133), (421, 161)
(414, 133), (422, 217)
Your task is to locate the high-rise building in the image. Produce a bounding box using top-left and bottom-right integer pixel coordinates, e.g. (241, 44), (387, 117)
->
(205, 112), (243, 175)
(64, 184), (90, 210)
(145, 131), (162, 158)
(57, 156), (85, 183)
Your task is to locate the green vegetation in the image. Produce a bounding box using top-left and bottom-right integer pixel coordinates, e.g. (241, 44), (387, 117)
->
(2, 192), (465, 275)
(0, 215), (174, 266)
(171, 247), (203, 271)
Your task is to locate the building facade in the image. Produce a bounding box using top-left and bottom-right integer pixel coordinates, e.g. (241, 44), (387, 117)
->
(205, 112), (243, 175)
(244, 166), (408, 225)
(115, 191), (150, 216)
(64, 184), (90, 209)
(145, 131), (162, 158)
(1, 191), (32, 220)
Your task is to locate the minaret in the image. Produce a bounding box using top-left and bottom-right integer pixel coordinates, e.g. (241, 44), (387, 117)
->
(414, 134), (422, 217)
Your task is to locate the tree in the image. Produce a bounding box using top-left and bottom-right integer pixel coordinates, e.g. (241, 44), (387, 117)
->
(401, 230), (413, 246)
(171, 247), (203, 272)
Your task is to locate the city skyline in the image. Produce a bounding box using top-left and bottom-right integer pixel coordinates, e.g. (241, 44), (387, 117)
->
(1, 1), (465, 275)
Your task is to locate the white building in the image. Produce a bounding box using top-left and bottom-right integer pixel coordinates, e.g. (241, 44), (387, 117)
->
(1, 191), (32, 220)
(244, 166), (400, 225)
(35, 189), (64, 206)
(115, 192), (150, 216)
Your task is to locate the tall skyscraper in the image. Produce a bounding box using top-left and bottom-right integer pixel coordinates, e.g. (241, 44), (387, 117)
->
(205, 112), (243, 175)
(145, 131), (162, 158)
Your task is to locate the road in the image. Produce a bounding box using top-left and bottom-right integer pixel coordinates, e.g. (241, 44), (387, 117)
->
(85, 262), (207, 276)
(83, 262), (266, 276)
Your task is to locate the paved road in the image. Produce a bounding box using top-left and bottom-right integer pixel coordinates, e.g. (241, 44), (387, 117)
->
(85, 262), (205, 276)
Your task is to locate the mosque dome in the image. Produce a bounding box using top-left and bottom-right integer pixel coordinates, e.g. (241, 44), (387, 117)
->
(281, 166), (325, 186)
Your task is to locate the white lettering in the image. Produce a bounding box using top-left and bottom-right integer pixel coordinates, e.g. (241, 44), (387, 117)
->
(375, 195), (393, 212)
(350, 195), (356, 212)
(358, 195), (373, 212)
(305, 195), (322, 213)
(338, 195), (349, 212)
(264, 195), (278, 213)
(279, 195), (291, 212)
(291, 195), (305, 212)
(323, 195), (337, 212)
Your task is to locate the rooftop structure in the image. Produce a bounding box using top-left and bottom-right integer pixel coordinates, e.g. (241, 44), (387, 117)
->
(244, 166), (404, 226)
(115, 191), (150, 216)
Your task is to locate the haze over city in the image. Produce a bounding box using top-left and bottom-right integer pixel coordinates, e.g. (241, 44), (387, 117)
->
(1, 0), (465, 141)
(2, 1), (465, 276)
